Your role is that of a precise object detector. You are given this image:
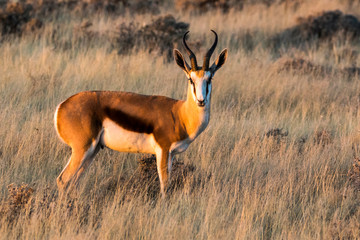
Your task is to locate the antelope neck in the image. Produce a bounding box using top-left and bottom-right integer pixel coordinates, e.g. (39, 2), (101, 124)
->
(179, 83), (210, 139)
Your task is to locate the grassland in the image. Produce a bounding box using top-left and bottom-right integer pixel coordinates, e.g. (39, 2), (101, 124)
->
(0, 0), (359, 239)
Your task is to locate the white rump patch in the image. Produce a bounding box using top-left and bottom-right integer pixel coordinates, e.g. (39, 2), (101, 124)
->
(54, 101), (66, 143)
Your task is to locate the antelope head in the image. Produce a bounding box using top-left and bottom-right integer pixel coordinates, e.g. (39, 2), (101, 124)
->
(174, 30), (228, 107)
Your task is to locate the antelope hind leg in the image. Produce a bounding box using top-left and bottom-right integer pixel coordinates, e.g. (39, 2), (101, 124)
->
(57, 141), (101, 193)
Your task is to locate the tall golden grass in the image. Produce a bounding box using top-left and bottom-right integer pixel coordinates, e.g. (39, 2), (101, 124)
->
(0, 0), (359, 239)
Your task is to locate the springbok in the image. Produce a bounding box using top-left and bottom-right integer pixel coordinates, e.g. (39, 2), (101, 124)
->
(54, 30), (227, 196)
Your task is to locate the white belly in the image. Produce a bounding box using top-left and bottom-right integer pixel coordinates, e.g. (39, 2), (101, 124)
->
(102, 119), (156, 154)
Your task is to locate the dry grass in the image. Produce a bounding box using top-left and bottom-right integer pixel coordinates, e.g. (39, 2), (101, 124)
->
(0, 0), (360, 239)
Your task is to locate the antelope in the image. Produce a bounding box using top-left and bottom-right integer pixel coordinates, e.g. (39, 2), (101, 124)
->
(54, 30), (228, 197)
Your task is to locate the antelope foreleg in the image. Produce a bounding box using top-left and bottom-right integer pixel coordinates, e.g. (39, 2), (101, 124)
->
(155, 147), (172, 198)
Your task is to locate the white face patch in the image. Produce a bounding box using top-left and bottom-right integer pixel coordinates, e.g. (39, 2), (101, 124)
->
(190, 71), (212, 107)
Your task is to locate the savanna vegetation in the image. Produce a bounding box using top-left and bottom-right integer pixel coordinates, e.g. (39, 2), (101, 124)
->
(0, 0), (360, 239)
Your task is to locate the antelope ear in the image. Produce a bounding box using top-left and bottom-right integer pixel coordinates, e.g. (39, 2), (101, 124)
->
(174, 49), (191, 77)
(210, 49), (228, 73)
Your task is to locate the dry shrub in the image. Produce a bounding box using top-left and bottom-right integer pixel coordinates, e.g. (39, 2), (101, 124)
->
(111, 22), (138, 55)
(112, 14), (189, 60)
(95, 155), (209, 202)
(28, 0), (162, 16)
(23, 17), (42, 31)
(0, 184), (58, 227)
(263, 128), (310, 155)
(68, 0), (160, 15)
(265, 128), (288, 139)
(0, 0), (164, 38)
(263, 128), (289, 153)
(335, 46), (359, 63)
(175, 0), (299, 12)
(6, 183), (34, 211)
(175, 0), (237, 12)
(127, 0), (164, 15)
(136, 14), (189, 59)
(295, 10), (360, 40)
(273, 57), (328, 75)
(26, 0), (78, 17)
(74, 0), (123, 14)
(314, 129), (333, 146)
(70, 20), (109, 50)
(129, 155), (200, 200)
(327, 158), (360, 238)
(348, 157), (360, 191)
(328, 216), (360, 240)
(0, 183), (34, 223)
(340, 66), (360, 77)
(47, 15), (189, 60)
(0, 2), (42, 36)
(128, 155), (161, 200)
(295, 136), (307, 154)
(273, 57), (360, 77)
(272, 10), (360, 48)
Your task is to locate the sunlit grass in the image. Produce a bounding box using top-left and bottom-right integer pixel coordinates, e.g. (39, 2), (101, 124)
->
(0, 0), (359, 239)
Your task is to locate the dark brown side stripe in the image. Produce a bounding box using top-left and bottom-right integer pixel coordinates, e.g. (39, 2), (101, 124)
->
(104, 107), (154, 134)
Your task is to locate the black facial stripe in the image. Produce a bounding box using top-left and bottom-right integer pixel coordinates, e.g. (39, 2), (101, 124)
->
(206, 74), (213, 97)
(193, 83), (197, 98)
(189, 78), (197, 98)
(189, 78), (194, 85)
(206, 82), (209, 97)
(189, 77), (212, 102)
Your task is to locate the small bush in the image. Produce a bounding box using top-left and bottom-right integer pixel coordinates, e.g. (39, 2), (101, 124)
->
(348, 157), (360, 191)
(273, 57), (360, 77)
(106, 155), (210, 201)
(7, 183), (34, 210)
(314, 129), (333, 146)
(0, 2), (42, 36)
(84, 154), (209, 203)
(265, 128), (288, 139)
(271, 10), (360, 48)
(112, 14), (189, 60)
(0, 0), (164, 38)
(129, 155), (198, 200)
(0, 183), (34, 224)
(273, 57), (328, 75)
(263, 128), (289, 153)
(26, 0), (162, 16)
(175, 0), (236, 12)
(175, 0), (298, 12)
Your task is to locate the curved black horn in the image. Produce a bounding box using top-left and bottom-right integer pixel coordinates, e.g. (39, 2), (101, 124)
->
(203, 30), (218, 70)
(183, 31), (198, 70)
